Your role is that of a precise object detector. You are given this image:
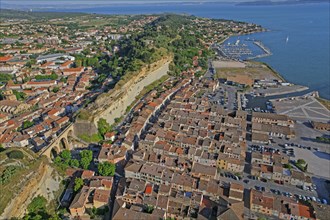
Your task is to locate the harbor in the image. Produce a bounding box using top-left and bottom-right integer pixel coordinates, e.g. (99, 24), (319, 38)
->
(218, 37), (272, 61)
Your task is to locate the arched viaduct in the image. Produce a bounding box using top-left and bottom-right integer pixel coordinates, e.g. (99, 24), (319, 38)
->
(40, 123), (75, 158)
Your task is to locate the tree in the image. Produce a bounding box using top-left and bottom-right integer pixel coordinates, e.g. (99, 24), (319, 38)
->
(7, 150), (24, 159)
(27, 196), (47, 213)
(80, 157), (91, 170)
(97, 118), (111, 136)
(22, 120), (34, 129)
(303, 164), (308, 172)
(74, 178), (84, 192)
(80, 150), (93, 161)
(69, 159), (79, 168)
(80, 150), (93, 169)
(60, 150), (71, 161)
(297, 159), (306, 164)
(98, 162), (116, 176)
(52, 87), (60, 93)
(283, 163), (292, 169)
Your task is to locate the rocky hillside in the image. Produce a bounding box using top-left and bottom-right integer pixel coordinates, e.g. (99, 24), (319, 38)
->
(0, 148), (63, 219)
(89, 56), (171, 125)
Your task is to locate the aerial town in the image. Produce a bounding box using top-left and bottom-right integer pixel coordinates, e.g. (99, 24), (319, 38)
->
(0, 9), (329, 220)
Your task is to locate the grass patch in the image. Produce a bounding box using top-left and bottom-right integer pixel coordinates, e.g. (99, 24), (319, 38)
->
(78, 133), (103, 143)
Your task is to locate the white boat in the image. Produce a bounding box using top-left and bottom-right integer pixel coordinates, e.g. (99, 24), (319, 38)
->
(286, 36), (289, 43)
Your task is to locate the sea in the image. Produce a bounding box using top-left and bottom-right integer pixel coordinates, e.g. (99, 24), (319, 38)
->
(29, 2), (330, 99)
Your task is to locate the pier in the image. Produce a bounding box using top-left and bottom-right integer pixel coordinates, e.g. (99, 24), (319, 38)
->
(217, 38), (272, 61)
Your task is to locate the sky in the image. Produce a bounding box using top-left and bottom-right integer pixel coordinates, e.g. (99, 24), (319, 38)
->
(0, 0), (286, 6)
(0, 0), (290, 10)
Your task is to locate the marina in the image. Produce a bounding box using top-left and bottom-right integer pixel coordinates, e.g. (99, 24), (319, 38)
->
(218, 37), (272, 61)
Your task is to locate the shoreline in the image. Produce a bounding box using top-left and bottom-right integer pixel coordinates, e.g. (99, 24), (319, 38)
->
(221, 34), (329, 101)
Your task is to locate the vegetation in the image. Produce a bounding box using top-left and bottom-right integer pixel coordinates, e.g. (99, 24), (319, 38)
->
(294, 159), (308, 172)
(13, 90), (26, 101)
(77, 109), (92, 120)
(144, 205), (154, 214)
(23, 195), (61, 220)
(86, 206), (109, 219)
(316, 136), (330, 144)
(74, 178), (84, 192)
(283, 163), (292, 169)
(97, 162), (116, 176)
(52, 86), (60, 93)
(97, 118), (112, 137)
(22, 120), (35, 130)
(0, 73), (13, 83)
(35, 73), (58, 81)
(7, 150), (24, 159)
(80, 150), (93, 170)
(78, 133), (103, 143)
(0, 166), (17, 184)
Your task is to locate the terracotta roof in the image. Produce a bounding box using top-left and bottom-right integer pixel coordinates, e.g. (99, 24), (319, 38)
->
(93, 189), (110, 203)
(144, 184), (153, 194)
(0, 56), (12, 62)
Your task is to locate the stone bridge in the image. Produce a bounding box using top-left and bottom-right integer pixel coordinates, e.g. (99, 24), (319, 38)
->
(40, 123), (75, 158)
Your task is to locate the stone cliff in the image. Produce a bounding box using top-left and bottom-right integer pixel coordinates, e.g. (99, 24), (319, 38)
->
(90, 57), (172, 125)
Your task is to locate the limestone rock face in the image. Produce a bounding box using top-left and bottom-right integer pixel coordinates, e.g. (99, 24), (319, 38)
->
(90, 57), (171, 125)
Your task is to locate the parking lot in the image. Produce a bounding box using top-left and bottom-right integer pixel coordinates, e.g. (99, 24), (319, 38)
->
(208, 84), (238, 110)
(218, 170), (323, 203)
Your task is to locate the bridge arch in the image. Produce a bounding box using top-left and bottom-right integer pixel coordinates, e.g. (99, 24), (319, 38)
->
(41, 123), (75, 159)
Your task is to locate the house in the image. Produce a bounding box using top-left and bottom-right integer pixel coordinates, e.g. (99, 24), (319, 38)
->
(229, 183), (244, 201)
(226, 158), (245, 173)
(23, 80), (57, 89)
(272, 165), (283, 182)
(81, 170), (95, 179)
(104, 131), (116, 142)
(55, 116), (70, 128)
(311, 121), (330, 131)
(252, 132), (269, 144)
(250, 189), (277, 216)
(97, 145), (126, 164)
(291, 170), (305, 187)
(62, 67), (84, 76)
(69, 186), (90, 217)
(191, 162), (217, 180)
(93, 189), (111, 209)
(0, 100), (31, 114)
(252, 112), (294, 127)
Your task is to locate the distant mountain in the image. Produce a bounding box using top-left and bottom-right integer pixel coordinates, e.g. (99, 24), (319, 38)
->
(237, 0), (330, 6)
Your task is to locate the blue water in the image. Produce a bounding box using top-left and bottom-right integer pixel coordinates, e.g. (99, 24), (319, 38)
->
(38, 3), (330, 99)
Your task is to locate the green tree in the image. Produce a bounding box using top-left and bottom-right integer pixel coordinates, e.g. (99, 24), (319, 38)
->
(74, 178), (84, 192)
(297, 159), (306, 164)
(69, 159), (79, 168)
(52, 87), (60, 93)
(60, 150), (71, 161)
(80, 157), (91, 170)
(98, 162), (116, 176)
(97, 118), (111, 136)
(22, 120), (34, 129)
(80, 150), (93, 161)
(27, 196), (47, 213)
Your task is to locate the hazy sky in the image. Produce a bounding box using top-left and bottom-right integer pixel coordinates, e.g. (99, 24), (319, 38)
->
(1, 0), (285, 5)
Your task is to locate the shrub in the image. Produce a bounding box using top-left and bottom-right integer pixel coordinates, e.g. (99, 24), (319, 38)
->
(7, 150), (24, 159)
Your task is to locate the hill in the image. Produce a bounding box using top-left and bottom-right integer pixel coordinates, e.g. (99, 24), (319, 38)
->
(0, 148), (64, 219)
(0, 9), (85, 20)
